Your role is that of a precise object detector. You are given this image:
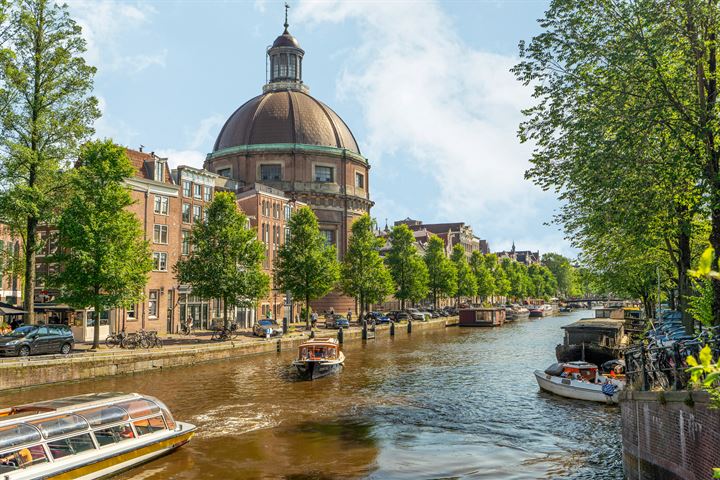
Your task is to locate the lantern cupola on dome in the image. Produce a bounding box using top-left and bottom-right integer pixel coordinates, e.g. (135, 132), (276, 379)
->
(264, 3), (306, 94)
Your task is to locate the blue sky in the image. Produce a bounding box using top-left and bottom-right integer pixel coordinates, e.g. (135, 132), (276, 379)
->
(66, 0), (568, 256)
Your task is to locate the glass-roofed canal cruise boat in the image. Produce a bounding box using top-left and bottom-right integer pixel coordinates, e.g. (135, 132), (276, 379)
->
(293, 338), (345, 380)
(0, 392), (196, 480)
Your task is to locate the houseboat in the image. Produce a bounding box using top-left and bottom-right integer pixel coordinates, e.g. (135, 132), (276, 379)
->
(459, 308), (506, 327)
(529, 304), (554, 317)
(293, 338), (345, 380)
(0, 392), (195, 480)
(505, 305), (530, 321)
(534, 361), (625, 403)
(555, 308), (629, 365)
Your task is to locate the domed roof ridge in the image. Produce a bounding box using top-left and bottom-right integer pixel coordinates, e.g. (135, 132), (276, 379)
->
(213, 89), (361, 155)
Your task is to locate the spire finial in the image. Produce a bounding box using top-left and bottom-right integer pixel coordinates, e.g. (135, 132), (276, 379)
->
(284, 2), (290, 32)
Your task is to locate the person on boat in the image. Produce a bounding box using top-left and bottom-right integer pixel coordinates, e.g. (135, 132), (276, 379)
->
(0, 448), (32, 467)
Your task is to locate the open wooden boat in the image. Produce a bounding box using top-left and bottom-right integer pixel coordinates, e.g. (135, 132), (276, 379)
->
(534, 361), (625, 404)
(292, 338), (345, 380)
(0, 392), (195, 480)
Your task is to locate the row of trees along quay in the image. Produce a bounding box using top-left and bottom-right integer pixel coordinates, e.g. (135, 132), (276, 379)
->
(514, 1), (720, 331)
(0, 0), (592, 348)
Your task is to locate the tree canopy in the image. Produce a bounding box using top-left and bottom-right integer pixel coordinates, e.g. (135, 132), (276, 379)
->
(451, 244), (477, 306)
(424, 236), (457, 309)
(385, 224), (429, 310)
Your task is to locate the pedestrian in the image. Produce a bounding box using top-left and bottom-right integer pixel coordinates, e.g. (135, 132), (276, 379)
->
(9, 317), (21, 330)
(311, 311), (318, 328)
(347, 309), (352, 323)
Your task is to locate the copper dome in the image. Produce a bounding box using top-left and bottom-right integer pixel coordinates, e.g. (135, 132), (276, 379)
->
(213, 90), (361, 155)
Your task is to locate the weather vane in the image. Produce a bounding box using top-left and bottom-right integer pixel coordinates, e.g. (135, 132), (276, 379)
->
(284, 2), (290, 31)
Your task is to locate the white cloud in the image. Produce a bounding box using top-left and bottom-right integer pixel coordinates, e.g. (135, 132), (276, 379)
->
(297, 0), (567, 253)
(154, 149), (207, 170)
(65, 0), (166, 74)
(188, 115), (226, 151)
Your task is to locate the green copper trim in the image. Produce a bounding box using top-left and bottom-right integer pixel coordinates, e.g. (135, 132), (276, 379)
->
(207, 143), (368, 164)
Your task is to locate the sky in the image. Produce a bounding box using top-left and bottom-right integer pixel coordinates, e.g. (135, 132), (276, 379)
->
(64, 0), (569, 256)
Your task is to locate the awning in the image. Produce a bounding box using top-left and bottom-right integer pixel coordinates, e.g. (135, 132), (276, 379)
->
(33, 303), (73, 311)
(0, 305), (26, 315)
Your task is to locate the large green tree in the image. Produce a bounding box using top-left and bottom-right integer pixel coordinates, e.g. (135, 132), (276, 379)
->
(341, 214), (393, 321)
(542, 253), (574, 298)
(0, 0), (99, 322)
(424, 236), (457, 309)
(52, 141), (151, 349)
(176, 191), (270, 329)
(515, 0), (717, 328)
(450, 244), (477, 307)
(274, 206), (339, 328)
(385, 224), (429, 310)
(470, 251), (494, 302)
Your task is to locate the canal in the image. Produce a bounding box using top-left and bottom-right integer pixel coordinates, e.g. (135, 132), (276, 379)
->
(0, 310), (622, 479)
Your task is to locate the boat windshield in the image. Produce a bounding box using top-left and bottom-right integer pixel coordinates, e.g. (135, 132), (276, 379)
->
(0, 424), (41, 450)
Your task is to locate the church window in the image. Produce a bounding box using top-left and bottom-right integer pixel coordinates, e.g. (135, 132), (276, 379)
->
(319, 229), (335, 246)
(288, 54), (296, 78)
(278, 54), (288, 78)
(315, 166), (333, 182)
(260, 164), (282, 181)
(217, 168), (231, 178)
(355, 172), (364, 188)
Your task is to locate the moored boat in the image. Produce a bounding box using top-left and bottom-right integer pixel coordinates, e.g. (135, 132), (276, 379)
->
(534, 361), (624, 404)
(293, 338), (345, 380)
(505, 305), (530, 321)
(0, 392), (195, 480)
(458, 308), (506, 327)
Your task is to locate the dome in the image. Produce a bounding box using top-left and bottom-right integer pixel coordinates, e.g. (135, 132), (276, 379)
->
(213, 90), (361, 155)
(272, 30), (301, 49)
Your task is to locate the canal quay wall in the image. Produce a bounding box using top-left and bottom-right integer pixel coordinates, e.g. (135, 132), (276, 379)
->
(0, 316), (459, 391)
(620, 389), (720, 480)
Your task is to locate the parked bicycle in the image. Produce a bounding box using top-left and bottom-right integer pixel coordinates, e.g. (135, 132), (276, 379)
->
(121, 329), (163, 349)
(105, 330), (128, 349)
(211, 323), (240, 341)
(180, 322), (194, 336)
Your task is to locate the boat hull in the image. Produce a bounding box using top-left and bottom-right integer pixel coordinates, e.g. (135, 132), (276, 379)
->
(294, 360), (343, 380)
(534, 370), (620, 404)
(9, 424), (196, 480)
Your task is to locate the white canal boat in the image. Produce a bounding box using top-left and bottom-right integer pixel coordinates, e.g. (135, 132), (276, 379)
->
(534, 361), (625, 404)
(0, 392), (195, 480)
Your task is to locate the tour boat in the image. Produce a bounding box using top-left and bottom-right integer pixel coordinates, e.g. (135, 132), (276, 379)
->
(0, 392), (195, 480)
(534, 361), (625, 404)
(292, 338), (345, 380)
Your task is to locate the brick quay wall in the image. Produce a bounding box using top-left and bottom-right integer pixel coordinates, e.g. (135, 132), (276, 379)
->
(621, 389), (720, 480)
(0, 317), (458, 391)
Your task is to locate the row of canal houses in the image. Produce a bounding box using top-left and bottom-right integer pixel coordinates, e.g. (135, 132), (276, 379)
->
(0, 148), (542, 341)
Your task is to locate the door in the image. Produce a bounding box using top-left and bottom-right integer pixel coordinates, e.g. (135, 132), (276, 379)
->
(48, 326), (64, 352)
(35, 326), (51, 354)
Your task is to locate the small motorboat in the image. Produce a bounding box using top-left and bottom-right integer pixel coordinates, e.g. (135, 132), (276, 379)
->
(0, 392), (195, 480)
(293, 338), (345, 380)
(534, 361), (625, 404)
(505, 305), (530, 321)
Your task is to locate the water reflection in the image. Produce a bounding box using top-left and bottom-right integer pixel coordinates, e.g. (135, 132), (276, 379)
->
(0, 310), (622, 479)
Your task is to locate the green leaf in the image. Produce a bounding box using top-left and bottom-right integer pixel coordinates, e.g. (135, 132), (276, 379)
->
(696, 248), (715, 277)
(687, 356), (699, 367)
(700, 345), (713, 368)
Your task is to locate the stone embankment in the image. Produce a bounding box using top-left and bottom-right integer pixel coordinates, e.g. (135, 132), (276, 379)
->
(621, 389), (720, 480)
(1, 316), (458, 391)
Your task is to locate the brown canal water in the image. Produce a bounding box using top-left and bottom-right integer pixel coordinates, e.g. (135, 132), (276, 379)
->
(0, 310), (622, 479)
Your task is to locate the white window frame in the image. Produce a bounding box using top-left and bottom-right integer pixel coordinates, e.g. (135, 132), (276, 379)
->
(181, 231), (190, 256)
(153, 224), (168, 245)
(204, 186), (212, 202)
(355, 172), (364, 188)
(193, 184), (202, 199)
(148, 290), (159, 318)
(154, 195), (169, 215)
(182, 180), (191, 197)
(182, 203), (191, 223)
(315, 165), (334, 183)
(154, 162), (164, 182)
(193, 205), (202, 223)
(153, 252), (168, 272)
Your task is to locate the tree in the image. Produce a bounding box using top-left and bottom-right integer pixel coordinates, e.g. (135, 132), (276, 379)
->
(176, 191), (270, 329)
(274, 206), (339, 328)
(52, 141), (151, 349)
(341, 214), (393, 320)
(470, 251), (494, 302)
(385, 224), (429, 310)
(542, 253), (574, 298)
(450, 244), (477, 306)
(424, 236), (457, 309)
(0, 0), (99, 323)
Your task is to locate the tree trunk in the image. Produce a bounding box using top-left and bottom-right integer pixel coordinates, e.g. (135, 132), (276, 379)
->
(223, 299), (228, 329)
(305, 294), (310, 330)
(23, 217), (37, 324)
(93, 299), (101, 350)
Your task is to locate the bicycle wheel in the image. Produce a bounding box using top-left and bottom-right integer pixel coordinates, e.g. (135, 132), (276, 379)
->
(154, 337), (163, 348)
(105, 335), (119, 349)
(122, 336), (137, 349)
(211, 330), (220, 341)
(139, 336), (151, 349)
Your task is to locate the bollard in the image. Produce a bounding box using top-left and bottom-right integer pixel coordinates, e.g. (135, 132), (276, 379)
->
(390, 321), (395, 336)
(362, 321), (367, 340)
(408, 319), (413, 334)
(283, 317), (288, 335)
(277, 339), (282, 352)
(338, 326), (344, 344)
(310, 329), (315, 339)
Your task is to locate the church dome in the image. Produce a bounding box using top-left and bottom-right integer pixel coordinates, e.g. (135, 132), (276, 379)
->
(212, 90), (361, 155)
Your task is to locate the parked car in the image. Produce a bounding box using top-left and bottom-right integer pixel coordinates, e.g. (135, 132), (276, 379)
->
(326, 315), (350, 329)
(387, 311), (410, 322)
(406, 308), (431, 321)
(368, 312), (391, 324)
(253, 319), (283, 337)
(0, 324), (74, 357)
